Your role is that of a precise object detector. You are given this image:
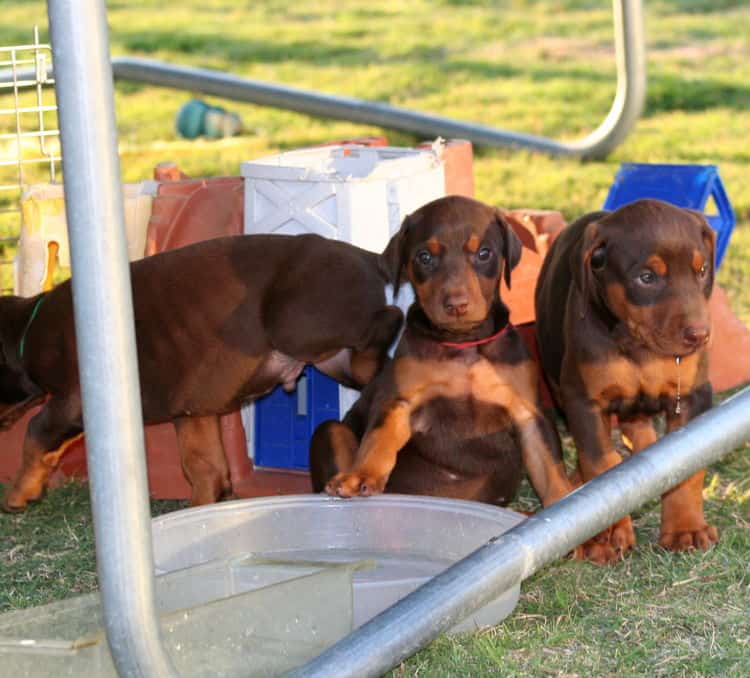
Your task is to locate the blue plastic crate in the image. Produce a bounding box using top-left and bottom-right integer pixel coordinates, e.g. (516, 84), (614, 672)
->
(603, 163), (735, 267)
(254, 366), (340, 471)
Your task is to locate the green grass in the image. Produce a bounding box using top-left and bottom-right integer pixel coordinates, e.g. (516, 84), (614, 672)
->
(1, 0), (749, 675)
(395, 438), (750, 676)
(0, 483), (186, 610)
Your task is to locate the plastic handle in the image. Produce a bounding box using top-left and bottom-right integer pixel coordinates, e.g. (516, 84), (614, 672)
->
(297, 373), (308, 416)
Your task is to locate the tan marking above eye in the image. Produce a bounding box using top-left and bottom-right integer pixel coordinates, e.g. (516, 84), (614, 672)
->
(646, 255), (667, 276)
(692, 249), (705, 273)
(464, 234), (481, 254)
(426, 237), (442, 256)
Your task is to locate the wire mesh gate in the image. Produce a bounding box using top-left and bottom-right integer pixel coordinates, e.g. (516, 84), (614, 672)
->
(0, 27), (60, 294)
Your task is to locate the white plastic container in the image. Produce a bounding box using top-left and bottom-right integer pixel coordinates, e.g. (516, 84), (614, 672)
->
(151, 494), (525, 633)
(241, 145), (441, 460)
(241, 144), (445, 252)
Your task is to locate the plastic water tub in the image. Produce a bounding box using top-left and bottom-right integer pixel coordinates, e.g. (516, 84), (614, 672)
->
(152, 494), (526, 633)
(0, 557), (359, 677)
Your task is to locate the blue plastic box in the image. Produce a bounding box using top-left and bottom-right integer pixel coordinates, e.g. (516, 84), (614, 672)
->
(603, 163), (735, 267)
(254, 365), (339, 471)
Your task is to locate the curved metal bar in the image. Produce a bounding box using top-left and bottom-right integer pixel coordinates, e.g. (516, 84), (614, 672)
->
(108, 0), (644, 159)
(46, 1), (178, 676)
(5, 2), (645, 158)
(290, 386), (750, 678)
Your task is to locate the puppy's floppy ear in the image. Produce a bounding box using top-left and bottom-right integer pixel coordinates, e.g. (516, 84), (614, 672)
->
(494, 209), (522, 290)
(572, 219), (608, 312)
(686, 208), (716, 296)
(380, 213), (412, 296)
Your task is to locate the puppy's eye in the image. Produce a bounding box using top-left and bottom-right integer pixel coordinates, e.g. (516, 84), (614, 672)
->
(476, 247), (493, 262)
(638, 269), (657, 285)
(590, 247), (606, 271)
(698, 263), (709, 278)
(416, 250), (433, 266)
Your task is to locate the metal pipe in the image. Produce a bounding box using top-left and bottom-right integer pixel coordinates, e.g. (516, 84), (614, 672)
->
(46, 2), (177, 677)
(9, 1), (644, 159)
(109, 0), (644, 159)
(291, 386), (750, 678)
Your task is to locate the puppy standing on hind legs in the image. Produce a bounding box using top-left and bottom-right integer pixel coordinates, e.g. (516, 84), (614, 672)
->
(535, 198), (718, 564)
(0, 234), (403, 512)
(311, 196), (580, 530)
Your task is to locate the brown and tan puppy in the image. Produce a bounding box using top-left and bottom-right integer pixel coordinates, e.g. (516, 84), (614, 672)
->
(535, 198), (717, 564)
(0, 234), (403, 511)
(310, 195), (577, 513)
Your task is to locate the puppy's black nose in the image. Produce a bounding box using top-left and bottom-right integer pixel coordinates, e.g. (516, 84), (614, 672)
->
(683, 324), (710, 347)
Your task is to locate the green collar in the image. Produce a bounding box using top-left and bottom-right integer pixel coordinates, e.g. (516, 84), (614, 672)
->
(19, 295), (45, 361)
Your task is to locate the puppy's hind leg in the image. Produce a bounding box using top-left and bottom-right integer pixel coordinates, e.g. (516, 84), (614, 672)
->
(309, 420), (359, 493)
(174, 415), (231, 506)
(3, 397), (82, 512)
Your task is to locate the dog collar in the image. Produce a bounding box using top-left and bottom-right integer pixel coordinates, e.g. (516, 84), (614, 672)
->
(18, 295), (45, 361)
(440, 323), (513, 349)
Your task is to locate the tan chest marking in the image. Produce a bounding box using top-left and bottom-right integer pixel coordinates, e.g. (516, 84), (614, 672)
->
(393, 356), (539, 423)
(580, 352), (700, 407)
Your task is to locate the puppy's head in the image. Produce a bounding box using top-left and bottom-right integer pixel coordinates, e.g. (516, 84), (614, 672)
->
(576, 198), (715, 357)
(382, 195), (521, 332)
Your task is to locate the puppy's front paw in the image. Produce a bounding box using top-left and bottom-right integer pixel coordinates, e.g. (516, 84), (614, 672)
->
(609, 515), (636, 554)
(659, 524), (718, 552)
(2, 487), (32, 513)
(573, 539), (624, 565)
(325, 471), (386, 498)
(572, 516), (636, 565)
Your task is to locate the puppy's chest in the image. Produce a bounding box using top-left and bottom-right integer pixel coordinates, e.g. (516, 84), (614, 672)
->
(397, 351), (523, 392)
(411, 393), (513, 439)
(394, 354), (531, 434)
(585, 353), (700, 415)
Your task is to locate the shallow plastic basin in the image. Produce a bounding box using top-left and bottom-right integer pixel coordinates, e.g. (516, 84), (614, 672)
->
(0, 557), (359, 677)
(152, 494), (526, 633)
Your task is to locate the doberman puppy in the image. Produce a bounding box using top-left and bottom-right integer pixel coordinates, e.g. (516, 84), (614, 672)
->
(1, 234), (402, 511)
(535, 198), (717, 564)
(310, 195), (577, 513)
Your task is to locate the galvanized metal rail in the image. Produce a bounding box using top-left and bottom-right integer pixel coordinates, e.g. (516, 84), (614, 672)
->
(109, 0), (646, 158)
(290, 386), (750, 677)
(43, 0), (750, 676)
(17, 1), (646, 159)
(47, 2), (177, 676)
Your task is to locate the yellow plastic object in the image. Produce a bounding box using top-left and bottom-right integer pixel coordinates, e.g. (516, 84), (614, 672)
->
(15, 181), (157, 295)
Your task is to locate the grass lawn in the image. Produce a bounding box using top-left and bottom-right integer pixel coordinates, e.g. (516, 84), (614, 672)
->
(1, 0), (749, 675)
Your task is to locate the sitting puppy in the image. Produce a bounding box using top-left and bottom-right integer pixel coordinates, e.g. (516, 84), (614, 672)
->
(535, 198), (717, 564)
(310, 195), (577, 511)
(1, 234), (402, 511)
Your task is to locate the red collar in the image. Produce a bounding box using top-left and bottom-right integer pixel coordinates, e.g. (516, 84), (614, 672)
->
(440, 323), (513, 349)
